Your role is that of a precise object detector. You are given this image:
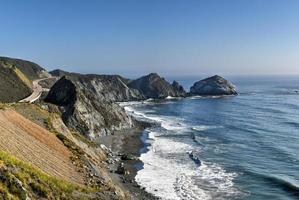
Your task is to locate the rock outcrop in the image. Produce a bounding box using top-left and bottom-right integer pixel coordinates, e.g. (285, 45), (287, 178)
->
(128, 73), (186, 98)
(190, 75), (237, 96)
(171, 80), (186, 95)
(45, 74), (139, 138)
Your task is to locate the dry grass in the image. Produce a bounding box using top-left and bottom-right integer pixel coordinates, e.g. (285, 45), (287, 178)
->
(13, 67), (32, 88)
(0, 151), (93, 199)
(0, 109), (84, 184)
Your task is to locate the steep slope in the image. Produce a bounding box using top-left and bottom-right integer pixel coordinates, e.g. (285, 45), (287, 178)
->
(0, 56), (48, 81)
(0, 63), (32, 103)
(0, 103), (129, 199)
(0, 57), (50, 103)
(128, 73), (186, 98)
(45, 75), (138, 138)
(50, 70), (143, 102)
(0, 109), (83, 184)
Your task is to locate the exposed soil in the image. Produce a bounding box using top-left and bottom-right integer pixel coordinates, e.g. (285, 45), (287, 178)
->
(0, 109), (84, 184)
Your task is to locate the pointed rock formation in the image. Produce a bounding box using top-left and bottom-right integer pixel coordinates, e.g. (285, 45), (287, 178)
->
(128, 73), (186, 99)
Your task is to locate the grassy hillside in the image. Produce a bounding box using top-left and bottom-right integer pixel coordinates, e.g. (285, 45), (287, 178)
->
(0, 56), (46, 81)
(0, 151), (87, 200)
(0, 56), (49, 103)
(0, 64), (32, 103)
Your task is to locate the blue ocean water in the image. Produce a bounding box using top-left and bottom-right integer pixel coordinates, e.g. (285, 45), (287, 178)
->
(123, 75), (299, 200)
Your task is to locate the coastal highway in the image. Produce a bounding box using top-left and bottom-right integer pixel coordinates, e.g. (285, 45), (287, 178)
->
(19, 77), (56, 103)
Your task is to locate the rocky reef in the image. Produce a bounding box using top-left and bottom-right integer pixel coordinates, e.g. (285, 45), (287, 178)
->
(128, 73), (186, 98)
(190, 75), (237, 96)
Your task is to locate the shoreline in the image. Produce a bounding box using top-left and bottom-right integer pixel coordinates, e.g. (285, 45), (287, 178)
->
(98, 120), (159, 200)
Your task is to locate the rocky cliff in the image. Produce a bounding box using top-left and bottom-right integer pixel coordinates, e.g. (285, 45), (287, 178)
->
(45, 74), (140, 138)
(190, 75), (237, 96)
(50, 71), (144, 102)
(128, 73), (186, 98)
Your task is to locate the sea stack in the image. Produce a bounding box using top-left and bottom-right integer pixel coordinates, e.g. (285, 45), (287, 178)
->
(190, 75), (237, 96)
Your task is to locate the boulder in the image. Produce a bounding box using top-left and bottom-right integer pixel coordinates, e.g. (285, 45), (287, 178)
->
(190, 75), (237, 96)
(120, 153), (137, 161)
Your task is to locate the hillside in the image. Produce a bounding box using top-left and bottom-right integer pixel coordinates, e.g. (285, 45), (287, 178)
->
(0, 57), (48, 81)
(0, 109), (83, 184)
(0, 63), (32, 103)
(0, 103), (129, 199)
(0, 57), (49, 103)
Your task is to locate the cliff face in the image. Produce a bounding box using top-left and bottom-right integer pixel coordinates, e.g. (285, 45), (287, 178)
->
(50, 70), (144, 102)
(45, 75), (137, 138)
(190, 75), (237, 96)
(128, 73), (186, 98)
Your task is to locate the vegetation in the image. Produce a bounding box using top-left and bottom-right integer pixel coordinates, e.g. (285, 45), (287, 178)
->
(72, 131), (98, 147)
(0, 64), (32, 103)
(13, 67), (32, 88)
(0, 56), (45, 81)
(1, 103), (115, 198)
(0, 151), (89, 199)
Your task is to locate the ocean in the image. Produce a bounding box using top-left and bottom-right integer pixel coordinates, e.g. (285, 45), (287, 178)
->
(121, 75), (299, 200)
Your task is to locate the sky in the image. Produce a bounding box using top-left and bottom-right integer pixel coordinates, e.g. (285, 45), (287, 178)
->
(1, 0), (299, 77)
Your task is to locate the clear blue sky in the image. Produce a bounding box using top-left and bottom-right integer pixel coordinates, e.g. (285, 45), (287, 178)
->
(1, 0), (299, 77)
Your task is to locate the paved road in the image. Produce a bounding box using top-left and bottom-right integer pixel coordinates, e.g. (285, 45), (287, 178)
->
(19, 77), (54, 103)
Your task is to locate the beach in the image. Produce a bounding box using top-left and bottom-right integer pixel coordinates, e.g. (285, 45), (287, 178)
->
(97, 120), (159, 200)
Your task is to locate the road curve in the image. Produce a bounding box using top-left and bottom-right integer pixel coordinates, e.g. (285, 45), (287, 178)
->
(19, 77), (54, 103)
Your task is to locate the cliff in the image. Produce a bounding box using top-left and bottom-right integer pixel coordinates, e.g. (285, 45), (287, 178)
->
(45, 74), (139, 138)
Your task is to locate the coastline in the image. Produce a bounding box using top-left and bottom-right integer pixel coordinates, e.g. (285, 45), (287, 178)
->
(98, 120), (159, 200)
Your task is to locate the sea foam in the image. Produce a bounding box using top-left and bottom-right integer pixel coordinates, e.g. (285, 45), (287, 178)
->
(122, 104), (240, 200)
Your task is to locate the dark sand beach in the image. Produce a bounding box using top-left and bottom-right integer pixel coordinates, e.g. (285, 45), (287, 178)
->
(98, 121), (159, 200)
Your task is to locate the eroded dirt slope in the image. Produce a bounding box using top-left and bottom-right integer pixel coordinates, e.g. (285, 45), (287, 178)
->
(0, 109), (84, 184)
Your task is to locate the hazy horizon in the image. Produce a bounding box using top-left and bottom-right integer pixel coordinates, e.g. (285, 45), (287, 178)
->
(1, 0), (299, 77)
